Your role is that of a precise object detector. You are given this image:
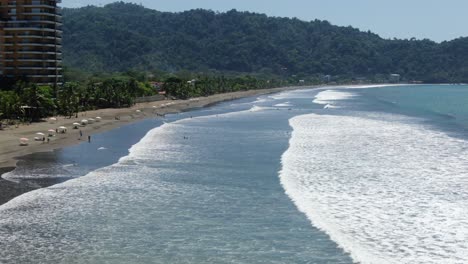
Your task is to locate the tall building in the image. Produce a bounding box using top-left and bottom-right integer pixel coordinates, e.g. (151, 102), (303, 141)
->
(0, 0), (62, 86)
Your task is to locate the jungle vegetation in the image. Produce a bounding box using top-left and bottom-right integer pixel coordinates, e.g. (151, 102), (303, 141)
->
(62, 2), (468, 83)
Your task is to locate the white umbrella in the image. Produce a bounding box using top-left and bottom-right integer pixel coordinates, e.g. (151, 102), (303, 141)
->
(59, 126), (67, 129)
(88, 118), (95, 124)
(73, 123), (80, 126)
(95, 117), (102, 122)
(48, 129), (55, 133)
(49, 117), (57, 121)
(19, 138), (29, 145)
(81, 119), (88, 126)
(36, 132), (45, 136)
(136, 110), (141, 113)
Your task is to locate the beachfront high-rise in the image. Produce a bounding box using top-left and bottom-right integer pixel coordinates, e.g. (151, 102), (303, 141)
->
(0, 0), (62, 86)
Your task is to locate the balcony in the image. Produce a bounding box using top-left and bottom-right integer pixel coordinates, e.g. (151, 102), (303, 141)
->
(20, 12), (62, 20)
(4, 34), (61, 40)
(4, 21), (62, 29)
(5, 66), (63, 70)
(3, 27), (62, 33)
(4, 50), (61, 55)
(3, 58), (62, 62)
(3, 42), (61, 47)
(25, 75), (63, 78)
(5, 18), (63, 24)
(7, 4), (59, 10)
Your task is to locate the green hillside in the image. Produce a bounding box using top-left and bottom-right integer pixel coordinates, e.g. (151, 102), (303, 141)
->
(62, 2), (468, 82)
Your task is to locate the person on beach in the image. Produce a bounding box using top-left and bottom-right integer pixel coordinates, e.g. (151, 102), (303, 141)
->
(79, 130), (83, 138)
(88, 135), (91, 143)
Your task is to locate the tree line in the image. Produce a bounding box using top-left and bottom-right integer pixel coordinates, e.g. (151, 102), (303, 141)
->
(0, 76), (152, 122)
(0, 72), (289, 123)
(62, 2), (468, 83)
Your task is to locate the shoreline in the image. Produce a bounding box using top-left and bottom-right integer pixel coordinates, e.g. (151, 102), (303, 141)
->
(0, 86), (312, 205)
(0, 83), (400, 205)
(0, 86), (306, 174)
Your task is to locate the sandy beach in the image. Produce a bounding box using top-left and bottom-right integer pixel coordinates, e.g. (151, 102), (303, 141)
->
(0, 86), (311, 205)
(0, 86), (304, 173)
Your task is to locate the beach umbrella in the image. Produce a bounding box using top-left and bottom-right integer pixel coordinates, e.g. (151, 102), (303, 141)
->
(58, 126), (67, 133)
(73, 122), (80, 126)
(136, 110), (141, 113)
(81, 119), (88, 125)
(48, 129), (55, 133)
(88, 118), (95, 124)
(59, 126), (67, 129)
(19, 138), (29, 145)
(36, 132), (45, 136)
(95, 117), (102, 122)
(152, 106), (157, 108)
(49, 117), (57, 122)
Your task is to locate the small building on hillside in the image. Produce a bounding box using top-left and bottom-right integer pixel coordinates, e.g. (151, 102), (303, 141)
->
(355, 77), (368, 84)
(150, 82), (165, 91)
(323, 75), (332, 83)
(389, 74), (401, 83)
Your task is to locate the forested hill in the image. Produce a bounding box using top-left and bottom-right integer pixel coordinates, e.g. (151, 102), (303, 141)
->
(62, 2), (468, 82)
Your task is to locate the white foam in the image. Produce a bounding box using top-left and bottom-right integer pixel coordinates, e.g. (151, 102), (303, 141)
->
(313, 90), (357, 106)
(268, 88), (316, 100)
(249, 105), (277, 112)
(280, 113), (468, 264)
(339, 84), (409, 89)
(274, 102), (293, 107)
(253, 97), (269, 103)
(324, 104), (339, 109)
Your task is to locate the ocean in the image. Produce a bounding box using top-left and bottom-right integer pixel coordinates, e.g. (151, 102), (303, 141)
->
(1, 84), (467, 263)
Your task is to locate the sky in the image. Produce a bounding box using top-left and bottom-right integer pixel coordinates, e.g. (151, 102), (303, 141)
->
(62, 0), (468, 42)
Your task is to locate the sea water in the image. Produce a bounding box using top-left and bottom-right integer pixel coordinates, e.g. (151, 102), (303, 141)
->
(1, 84), (468, 263)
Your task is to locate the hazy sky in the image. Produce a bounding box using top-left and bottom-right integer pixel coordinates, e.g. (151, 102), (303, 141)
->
(62, 0), (468, 42)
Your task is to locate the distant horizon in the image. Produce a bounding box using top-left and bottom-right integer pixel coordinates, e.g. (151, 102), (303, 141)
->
(61, 0), (468, 42)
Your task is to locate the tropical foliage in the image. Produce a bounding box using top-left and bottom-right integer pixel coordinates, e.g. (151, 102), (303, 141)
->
(162, 75), (275, 99)
(62, 2), (468, 83)
(0, 72), (286, 122)
(0, 75), (153, 121)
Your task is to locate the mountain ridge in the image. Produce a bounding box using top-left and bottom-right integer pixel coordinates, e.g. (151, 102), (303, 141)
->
(62, 2), (468, 82)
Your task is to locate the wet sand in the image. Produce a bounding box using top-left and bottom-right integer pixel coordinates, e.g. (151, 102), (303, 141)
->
(0, 167), (36, 205)
(0, 86), (306, 205)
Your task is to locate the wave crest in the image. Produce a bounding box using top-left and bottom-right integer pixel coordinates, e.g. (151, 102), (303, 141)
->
(280, 113), (468, 264)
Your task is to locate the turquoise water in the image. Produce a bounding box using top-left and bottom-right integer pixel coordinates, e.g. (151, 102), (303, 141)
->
(1, 84), (468, 263)
(357, 84), (468, 132)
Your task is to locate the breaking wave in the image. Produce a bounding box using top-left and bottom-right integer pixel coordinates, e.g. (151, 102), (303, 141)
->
(280, 112), (468, 264)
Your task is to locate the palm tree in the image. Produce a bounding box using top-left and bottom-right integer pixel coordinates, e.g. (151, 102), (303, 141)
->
(58, 82), (80, 118)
